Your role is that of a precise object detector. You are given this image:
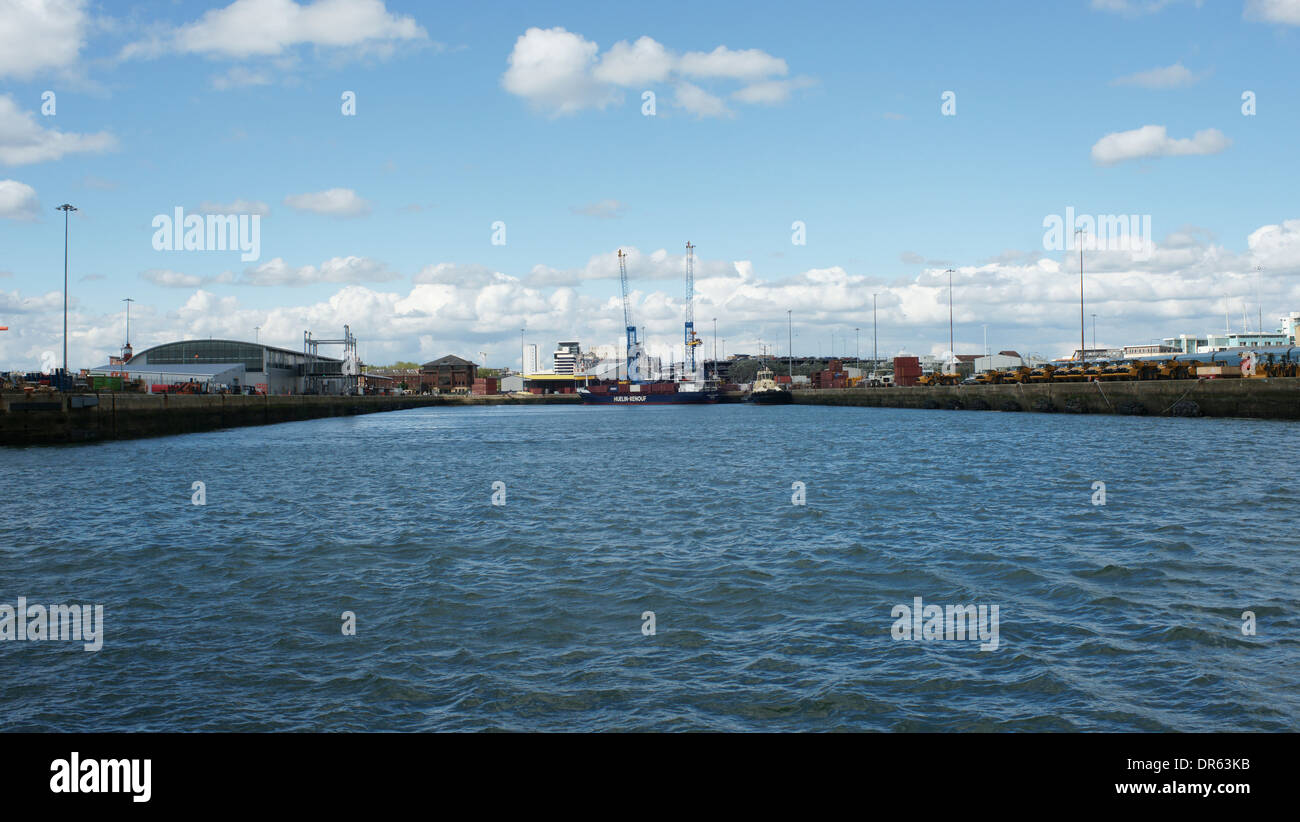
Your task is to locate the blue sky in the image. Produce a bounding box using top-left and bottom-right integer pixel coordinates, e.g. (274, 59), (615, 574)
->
(2, 0), (1299, 370)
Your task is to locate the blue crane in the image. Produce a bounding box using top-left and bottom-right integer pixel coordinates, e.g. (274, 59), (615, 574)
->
(618, 249), (641, 382)
(684, 241), (701, 376)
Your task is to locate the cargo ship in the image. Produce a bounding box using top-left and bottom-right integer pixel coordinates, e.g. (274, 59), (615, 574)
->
(579, 380), (717, 405)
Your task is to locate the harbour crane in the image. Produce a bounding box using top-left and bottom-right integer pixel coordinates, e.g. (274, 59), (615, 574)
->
(684, 241), (702, 378)
(618, 249), (642, 382)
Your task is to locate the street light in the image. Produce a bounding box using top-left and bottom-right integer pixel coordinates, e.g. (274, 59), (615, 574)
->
(872, 293), (878, 374)
(1075, 228), (1086, 362)
(122, 297), (134, 359)
(946, 268), (955, 373)
(787, 309), (792, 379)
(57, 203), (77, 376)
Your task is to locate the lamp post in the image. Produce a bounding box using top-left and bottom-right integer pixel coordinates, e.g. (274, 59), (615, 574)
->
(946, 268), (955, 373)
(122, 297), (134, 359)
(1076, 229), (1086, 362)
(872, 293), (878, 374)
(57, 203), (77, 375)
(712, 317), (717, 380)
(787, 309), (792, 378)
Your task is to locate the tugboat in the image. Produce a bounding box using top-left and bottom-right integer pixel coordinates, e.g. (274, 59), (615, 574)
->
(748, 366), (792, 404)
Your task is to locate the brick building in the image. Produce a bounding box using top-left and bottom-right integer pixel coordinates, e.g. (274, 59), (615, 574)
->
(421, 355), (478, 393)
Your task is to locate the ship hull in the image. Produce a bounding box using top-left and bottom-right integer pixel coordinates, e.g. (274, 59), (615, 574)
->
(748, 389), (793, 404)
(579, 383), (717, 405)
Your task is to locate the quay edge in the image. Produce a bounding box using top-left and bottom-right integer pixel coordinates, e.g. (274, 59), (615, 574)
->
(0, 392), (581, 447)
(791, 377), (1300, 421)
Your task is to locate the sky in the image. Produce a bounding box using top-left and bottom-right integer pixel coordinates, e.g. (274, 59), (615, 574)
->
(2, 0), (1299, 372)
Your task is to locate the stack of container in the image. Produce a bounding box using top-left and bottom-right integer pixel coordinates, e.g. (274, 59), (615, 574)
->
(893, 356), (922, 387)
(471, 377), (500, 395)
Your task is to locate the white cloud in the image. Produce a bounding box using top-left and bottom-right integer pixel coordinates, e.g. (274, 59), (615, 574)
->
(677, 46), (787, 80)
(0, 0), (89, 78)
(10, 221), (1300, 372)
(283, 188), (370, 217)
(501, 27), (618, 116)
(732, 76), (816, 105)
(239, 255), (398, 286)
(1245, 0), (1300, 25)
(1111, 62), (1199, 88)
(1247, 219), (1300, 274)
(673, 82), (732, 118)
(502, 28), (800, 116)
(593, 36), (674, 86)
(122, 0), (426, 60)
(527, 246), (740, 288)
(0, 94), (117, 165)
(0, 179), (40, 220)
(1091, 125), (1230, 165)
(198, 199), (272, 217)
(413, 263), (505, 288)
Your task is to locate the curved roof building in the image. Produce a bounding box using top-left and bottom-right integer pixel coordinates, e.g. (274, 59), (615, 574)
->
(90, 338), (343, 394)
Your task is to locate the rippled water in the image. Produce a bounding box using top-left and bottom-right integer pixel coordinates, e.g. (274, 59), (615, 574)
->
(1, 404), (1297, 731)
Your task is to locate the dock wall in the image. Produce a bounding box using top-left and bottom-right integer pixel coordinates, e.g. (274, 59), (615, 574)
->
(0, 392), (581, 446)
(792, 377), (1300, 420)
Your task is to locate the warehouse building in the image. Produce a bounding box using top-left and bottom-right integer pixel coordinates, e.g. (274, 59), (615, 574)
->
(88, 339), (344, 394)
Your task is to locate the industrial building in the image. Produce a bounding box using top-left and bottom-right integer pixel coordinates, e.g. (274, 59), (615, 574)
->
(88, 338), (346, 394)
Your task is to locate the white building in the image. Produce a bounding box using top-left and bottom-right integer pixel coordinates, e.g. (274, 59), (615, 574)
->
(1199, 331), (1289, 352)
(523, 343), (539, 375)
(974, 353), (1025, 372)
(1278, 312), (1300, 342)
(553, 341), (579, 375)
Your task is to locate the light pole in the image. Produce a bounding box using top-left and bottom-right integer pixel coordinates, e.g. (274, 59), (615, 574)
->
(855, 327), (860, 366)
(1091, 313), (1096, 350)
(254, 326), (260, 344)
(1257, 265), (1263, 334)
(712, 317), (717, 380)
(1076, 229), (1086, 362)
(872, 293), (878, 374)
(122, 298), (134, 358)
(57, 203), (77, 375)
(946, 268), (955, 373)
(787, 309), (792, 378)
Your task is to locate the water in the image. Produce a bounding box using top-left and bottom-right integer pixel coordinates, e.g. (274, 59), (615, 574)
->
(1, 404), (1297, 731)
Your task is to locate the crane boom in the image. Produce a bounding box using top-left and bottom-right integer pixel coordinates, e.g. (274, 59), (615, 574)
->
(684, 241), (701, 377)
(618, 249), (641, 382)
